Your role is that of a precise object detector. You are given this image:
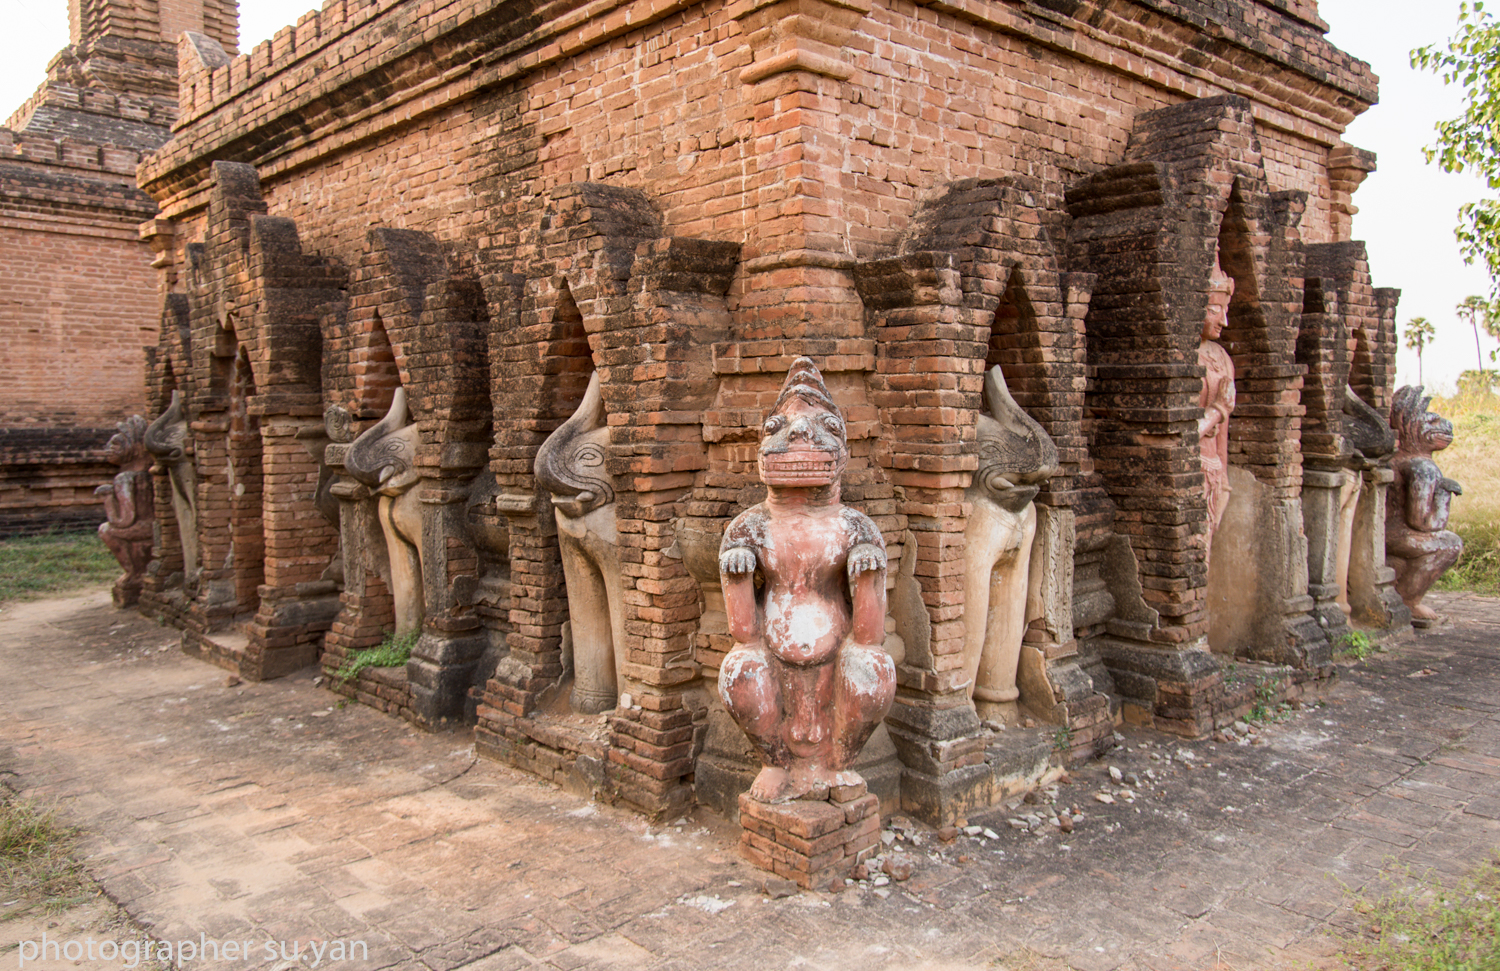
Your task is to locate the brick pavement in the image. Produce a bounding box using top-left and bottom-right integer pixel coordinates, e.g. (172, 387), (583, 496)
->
(1, 587), (1497, 970)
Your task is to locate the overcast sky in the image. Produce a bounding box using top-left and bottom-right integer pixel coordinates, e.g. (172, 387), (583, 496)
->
(1, 0), (1493, 393)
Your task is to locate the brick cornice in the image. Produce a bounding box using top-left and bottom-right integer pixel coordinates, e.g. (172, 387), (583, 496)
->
(138, 0), (1377, 222)
(908, 0), (1375, 141)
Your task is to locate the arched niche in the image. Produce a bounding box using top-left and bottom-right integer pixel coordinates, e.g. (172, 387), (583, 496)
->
(227, 344), (265, 615)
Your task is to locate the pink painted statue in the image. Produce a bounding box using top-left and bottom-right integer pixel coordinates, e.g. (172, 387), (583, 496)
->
(1198, 260), (1236, 566)
(718, 358), (897, 803)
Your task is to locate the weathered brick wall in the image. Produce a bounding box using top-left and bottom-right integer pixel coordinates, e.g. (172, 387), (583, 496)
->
(0, 224), (157, 427)
(0, 429), (116, 534)
(143, 0), (1372, 268)
(0, 137), (161, 535)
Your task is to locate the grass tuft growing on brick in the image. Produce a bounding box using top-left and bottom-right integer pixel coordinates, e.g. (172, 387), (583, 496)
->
(0, 532), (119, 605)
(337, 629), (419, 683)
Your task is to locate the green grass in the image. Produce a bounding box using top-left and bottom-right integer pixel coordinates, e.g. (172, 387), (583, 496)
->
(1245, 676), (1293, 724)
(0, 794), (92, 917)
(1428, 391), (1500, 595)
(337, 629), (419, 683)
(1340, 856), (1500, 970)
(0, 531), (119, 604)
(1336, 630), (1377, 660)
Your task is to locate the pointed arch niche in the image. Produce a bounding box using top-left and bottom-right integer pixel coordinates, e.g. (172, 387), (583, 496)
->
(1203, 177), (1320, 663)
(227, 343), (265, 616)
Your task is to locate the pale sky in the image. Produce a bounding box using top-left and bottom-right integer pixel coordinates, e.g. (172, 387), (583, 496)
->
(1, 0), (1494, 393)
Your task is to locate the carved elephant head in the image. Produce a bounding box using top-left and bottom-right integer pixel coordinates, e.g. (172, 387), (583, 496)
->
(972, 365), (1058, 512)
(535, 370), (615, 518)
(346, 388), (421, 496)
(144, 391), (189, 462)
(1342, 385), (1396, 463)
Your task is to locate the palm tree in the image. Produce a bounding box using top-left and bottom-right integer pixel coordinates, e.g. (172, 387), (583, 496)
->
(1457, 295), (1491, 375)
(1403, 316), (1436, 384)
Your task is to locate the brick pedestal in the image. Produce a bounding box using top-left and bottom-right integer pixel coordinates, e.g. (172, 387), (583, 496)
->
(737, 783), (880, 891)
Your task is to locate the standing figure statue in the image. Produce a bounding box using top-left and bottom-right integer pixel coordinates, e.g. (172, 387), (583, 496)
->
(1198, 259), (1236, 566)
(144, 391), (199, 584)
(1387, 386), (1464, 625)
(96, 415), (155, 607)
(346, 389), (424, 637)
(535, 370), (625, 714)
(718, 358), (897, 803)
(961, 364), (1058, 723)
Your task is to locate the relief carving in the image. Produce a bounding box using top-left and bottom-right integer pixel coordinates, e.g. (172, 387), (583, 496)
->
(1198, 260), (1237, 566)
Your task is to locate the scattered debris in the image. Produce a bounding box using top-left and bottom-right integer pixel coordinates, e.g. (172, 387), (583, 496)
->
(756, 879), (797, 900)
(681, 893), (736, 913)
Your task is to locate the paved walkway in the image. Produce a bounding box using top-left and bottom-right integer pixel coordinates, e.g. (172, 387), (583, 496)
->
(1, 588), (1498, 971)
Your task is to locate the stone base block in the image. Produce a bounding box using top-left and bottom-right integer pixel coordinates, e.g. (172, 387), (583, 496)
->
(737, 783), (880, 890)
(1097, 639), (1223, 738)
(898, 763), (995, 826)
(112, 576), (142, 608)
(408, 630), (488, 727)
(181, 628), (249, 677)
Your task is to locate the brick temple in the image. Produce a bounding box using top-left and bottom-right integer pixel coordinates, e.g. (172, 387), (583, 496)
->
(0, 0), (237, 535)
(128, 0), (1406, 827)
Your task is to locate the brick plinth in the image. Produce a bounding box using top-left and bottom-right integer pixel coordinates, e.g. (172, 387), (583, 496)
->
(323, 661), (416, 725)
(473, 699), (612, 805)
(737, 783), (881, 891)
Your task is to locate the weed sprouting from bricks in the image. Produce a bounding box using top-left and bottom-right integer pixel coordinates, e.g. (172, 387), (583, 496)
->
(1335, 629), (1376, 660)
(336, 629), (418, 684)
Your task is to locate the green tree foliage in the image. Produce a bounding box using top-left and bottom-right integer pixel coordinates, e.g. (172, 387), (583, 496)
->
(1413, 3), (1500, 299)
(1404, 316), (1436, 383)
